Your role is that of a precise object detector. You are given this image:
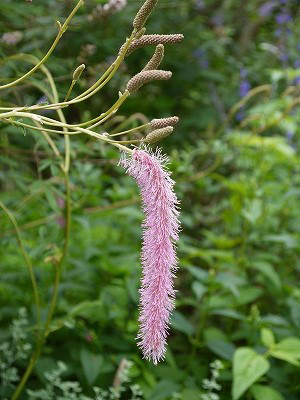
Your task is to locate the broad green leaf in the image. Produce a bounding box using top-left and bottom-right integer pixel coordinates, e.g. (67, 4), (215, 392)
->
(263, 234), (297, 249)
(79, 348), (103, 385)
(206, 339), (235, 360)
(230, 132), (295, 158)
(287, 298), (300, 328)
(211, 309), (245, 320)
(236, 287), (263, 305)
(251, 261), (281, 290)
(171, 311), (194, 336)
(242, 199), (262, 224)
(69, 300), (105, 322)
(149, 380), (179, 400)
(204, 327), (228, 342)
(192, 281), (207, 300)
(185, 265), (209, 282)
(232, 347), (270, 400)
(261, 328), (275, 348)
(181, 388), (203, 400)
(270, 337), (300, 366)
(251, 384), (284, 400)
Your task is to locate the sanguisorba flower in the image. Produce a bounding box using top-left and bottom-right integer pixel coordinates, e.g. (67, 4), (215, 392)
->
(120, 147), (180, 364)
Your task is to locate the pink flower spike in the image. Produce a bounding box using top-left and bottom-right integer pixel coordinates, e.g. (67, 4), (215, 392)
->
(120, 146), (180, 364)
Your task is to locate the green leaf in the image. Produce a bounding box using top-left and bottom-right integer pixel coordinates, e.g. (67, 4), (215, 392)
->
(251, 384), (284, 400)
(206, 339), (235, 360)
(251, 261), (281, 291)
(261, 328), (275, 348)
(242, 199), (262, 224)
(192, 281), (207, 300)
(181, 388), (203, 400)
(171, 311), (194, 336)
(270, 337), (300, 366)
(79, 348), (103, 385)
(236, 287), (263, 305)
(232, 347), (270, 400)
(69, 300), (105, 322)
(263, 234), (297, 250)
(149, 380), (179, 400)
(185, 265), (209, 281)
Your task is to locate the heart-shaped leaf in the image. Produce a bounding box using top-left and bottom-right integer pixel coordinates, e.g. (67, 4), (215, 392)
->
(232, 347), (270, 400)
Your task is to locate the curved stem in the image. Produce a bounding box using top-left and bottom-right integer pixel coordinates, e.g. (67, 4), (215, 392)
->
(0, 31), (134, 114)
(11, 65), (72, 398)
(0, 0), (84, 90)
(11, 171), (72, 400)
(45, 170), (71, 337)
(0, 202), (42, 400)
(0, 202), (41, 331)
(87, 93), (129, 129)
(11, 347), (43, 400)
(109, 123), (149, 137)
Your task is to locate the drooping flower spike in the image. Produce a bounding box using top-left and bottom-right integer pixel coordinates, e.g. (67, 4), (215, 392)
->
(120, 146), (180, 364)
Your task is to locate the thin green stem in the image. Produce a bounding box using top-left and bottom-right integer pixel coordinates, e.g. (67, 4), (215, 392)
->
(0, 201), (42, 400)
(11, 66), (71, 397)
(0, 32), (134, 114)
(11, 347), (43, 400)
(0, 201), (41, 332)
(64, 80), (76, 102)
(109, 123), (149, 137)
(11, 171), (72, 400)
(0, 0), (84, 90)
(44, 170), (71, 337)
(3, 112), (134, 154)
(87, 93), (129, 129)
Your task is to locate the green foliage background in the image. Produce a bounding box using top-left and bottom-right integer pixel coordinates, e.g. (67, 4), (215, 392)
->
(1, 0), (300, 399)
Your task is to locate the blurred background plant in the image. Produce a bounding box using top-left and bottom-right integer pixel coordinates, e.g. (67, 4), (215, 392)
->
(1, 0), (300, 399)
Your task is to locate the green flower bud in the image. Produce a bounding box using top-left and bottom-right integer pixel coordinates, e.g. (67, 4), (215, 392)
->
(72, 64), (85, 81)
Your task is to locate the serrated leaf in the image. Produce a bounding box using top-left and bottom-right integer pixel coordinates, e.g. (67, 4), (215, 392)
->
(232, 347), (270, 400)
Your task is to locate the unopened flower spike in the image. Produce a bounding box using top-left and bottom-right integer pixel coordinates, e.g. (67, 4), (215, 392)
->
(151, 116), (179, 129)
(135, 27), (146, 40)
(126, 70), (172, 94)
(120, 146), (180, 364)
(125, 34), (184, 56)
(133, 0), (158, 31)
(144, 126), (174, 143)
(143, 44), (164, 71)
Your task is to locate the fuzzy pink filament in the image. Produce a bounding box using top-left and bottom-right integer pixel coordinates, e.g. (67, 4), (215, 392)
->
(120, 147), (180, 364)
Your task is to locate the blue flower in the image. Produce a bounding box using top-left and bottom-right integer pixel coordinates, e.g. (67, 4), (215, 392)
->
(276, 13), (292, 24)
(193, 48), (209, 69)
(294, 76), (300, 85)
(258, 1), (278, 17)
(240, 80), (251, 98)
